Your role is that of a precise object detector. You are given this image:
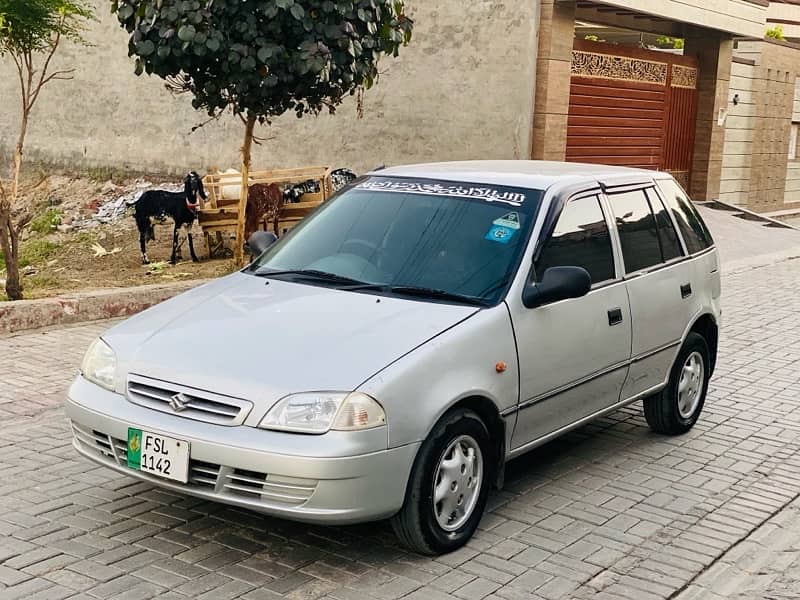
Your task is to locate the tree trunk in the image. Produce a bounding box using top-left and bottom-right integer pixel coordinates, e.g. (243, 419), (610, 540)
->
(2, 106), (29, 300)
(0, 208), (22, 301)
(12, 112), (28, 202)
(234, 113), (257, 266)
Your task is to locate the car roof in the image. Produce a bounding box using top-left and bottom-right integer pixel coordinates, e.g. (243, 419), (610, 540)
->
(368, 160), (667, 191)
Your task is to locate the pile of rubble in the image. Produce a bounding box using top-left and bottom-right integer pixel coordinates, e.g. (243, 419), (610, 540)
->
(63, 180), (182, 232)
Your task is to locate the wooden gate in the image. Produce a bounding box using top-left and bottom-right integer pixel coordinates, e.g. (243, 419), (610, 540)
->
(566, 39), (699, 189)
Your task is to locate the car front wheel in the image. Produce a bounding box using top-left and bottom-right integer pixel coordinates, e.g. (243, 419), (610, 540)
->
(644, 332), (710, 435)
(391, 408), (493, 555)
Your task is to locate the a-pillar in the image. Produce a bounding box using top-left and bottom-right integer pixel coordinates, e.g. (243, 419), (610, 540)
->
(531, 0), (576, 161)
(684, 28), (733, 201)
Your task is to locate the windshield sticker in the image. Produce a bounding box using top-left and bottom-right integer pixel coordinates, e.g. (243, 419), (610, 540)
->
(356, 180), (526, 207)
(493, 212), (521, 230)
(485, 225), (516, 244)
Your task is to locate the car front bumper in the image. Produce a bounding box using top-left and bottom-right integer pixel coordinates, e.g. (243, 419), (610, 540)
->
(65, 376), (419, 525)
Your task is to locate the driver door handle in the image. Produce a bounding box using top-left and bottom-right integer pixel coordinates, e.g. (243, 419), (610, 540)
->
(608, 307), (623, 326)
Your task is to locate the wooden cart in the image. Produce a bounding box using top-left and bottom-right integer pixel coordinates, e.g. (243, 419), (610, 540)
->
(198, 166), (334, 257)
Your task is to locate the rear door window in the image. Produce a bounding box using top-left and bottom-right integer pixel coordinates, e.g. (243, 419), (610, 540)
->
(646, 188), (684, 261)
(657, 179), (714, 254)
(609, 189), (662, 274)
(535, 195), (616, 285)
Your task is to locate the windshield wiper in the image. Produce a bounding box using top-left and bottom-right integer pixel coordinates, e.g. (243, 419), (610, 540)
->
(252, 268), (368, 286)
(390, 286), (488, 306)
(343, 283), (488, 306)
(254, 270), (488, 306)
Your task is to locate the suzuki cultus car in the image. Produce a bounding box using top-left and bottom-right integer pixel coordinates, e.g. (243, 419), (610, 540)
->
(67, 161), (721, 554)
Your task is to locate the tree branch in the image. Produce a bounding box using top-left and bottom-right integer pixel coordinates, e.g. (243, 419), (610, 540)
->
(24, 50), (34, 98)
(39, 69), (75, 86)
(189, 114), (221, 135)
(10, 52), (28, 108)
(19, 173), (49, 194)
(28, 18), (66, 109)
(251, 133), (277, 145)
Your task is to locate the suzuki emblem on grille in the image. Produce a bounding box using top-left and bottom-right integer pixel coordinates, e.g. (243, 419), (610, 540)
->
(169, 393), (190, 412)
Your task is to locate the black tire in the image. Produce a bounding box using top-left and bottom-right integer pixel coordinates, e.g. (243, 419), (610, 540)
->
(644, 332), (710, 435)
(391, 409), (494, 555)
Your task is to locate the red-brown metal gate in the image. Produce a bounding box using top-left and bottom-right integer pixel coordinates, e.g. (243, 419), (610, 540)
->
(566, 39), (699, 189)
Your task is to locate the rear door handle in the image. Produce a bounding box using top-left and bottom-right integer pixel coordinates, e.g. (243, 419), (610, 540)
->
(681, 283), (692, 299)
(608, 307), (623, 326)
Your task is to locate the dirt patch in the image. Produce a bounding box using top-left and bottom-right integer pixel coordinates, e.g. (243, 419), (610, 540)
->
(1, 173), (237, 301)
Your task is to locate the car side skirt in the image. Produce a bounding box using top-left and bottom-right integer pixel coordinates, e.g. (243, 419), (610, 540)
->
(505, 380), (667, 461)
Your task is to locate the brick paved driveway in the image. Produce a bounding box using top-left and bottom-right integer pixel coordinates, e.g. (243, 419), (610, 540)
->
(1, 257), (799, 600)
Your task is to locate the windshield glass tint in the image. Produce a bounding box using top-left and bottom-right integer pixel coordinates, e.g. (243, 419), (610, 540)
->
(250, 176), (543, 304)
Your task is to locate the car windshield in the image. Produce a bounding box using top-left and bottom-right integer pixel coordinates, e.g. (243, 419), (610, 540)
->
(248, 176), (543, 305)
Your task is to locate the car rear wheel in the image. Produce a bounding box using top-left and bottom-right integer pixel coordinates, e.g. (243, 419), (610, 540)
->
(644, 332), (710, 435)
(391, 408), (493, 555)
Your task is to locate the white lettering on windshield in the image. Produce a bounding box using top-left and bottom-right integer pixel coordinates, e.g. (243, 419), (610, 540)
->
(356, 180), (526, 207)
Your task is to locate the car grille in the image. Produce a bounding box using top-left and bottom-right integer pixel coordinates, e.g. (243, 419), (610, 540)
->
(127, 374), (253, 426)
(70, 421), (317, 507)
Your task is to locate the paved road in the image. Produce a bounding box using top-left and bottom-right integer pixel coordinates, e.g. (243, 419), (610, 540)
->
(1, 256), (800, 600)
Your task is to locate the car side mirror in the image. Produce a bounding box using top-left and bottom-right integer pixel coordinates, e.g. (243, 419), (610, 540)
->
(523, 266), (592, 309)
(246, 231), (278, 258)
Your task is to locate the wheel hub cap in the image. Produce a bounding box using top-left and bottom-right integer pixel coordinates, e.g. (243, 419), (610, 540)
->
(678, 351), (704, 419)
(433, 435), (483, 532)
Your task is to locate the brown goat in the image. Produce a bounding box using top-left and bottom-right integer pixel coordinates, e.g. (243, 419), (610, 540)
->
(245, 183), (284, 240)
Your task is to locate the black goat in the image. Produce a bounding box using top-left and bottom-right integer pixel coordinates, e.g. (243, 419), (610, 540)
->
(133, 172), (206, 265)
(282, 168), (359, 203)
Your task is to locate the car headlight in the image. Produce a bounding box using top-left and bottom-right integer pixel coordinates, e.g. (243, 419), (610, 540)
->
(259, 392), (386, 434)
(81, 338), (117, 391)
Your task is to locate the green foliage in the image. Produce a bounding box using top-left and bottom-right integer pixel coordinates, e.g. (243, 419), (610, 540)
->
(0, 0), (93, 55)
(29, 208), (62, 234)
(111, 0), (414, 122)
(656, 35), (684, 50)
(766, 25), (785, 41)
(19, 239), (58, 266)
(73, 231), (97, 245)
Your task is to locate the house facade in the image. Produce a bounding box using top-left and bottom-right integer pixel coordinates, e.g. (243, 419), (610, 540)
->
(1, 0), (798, 214)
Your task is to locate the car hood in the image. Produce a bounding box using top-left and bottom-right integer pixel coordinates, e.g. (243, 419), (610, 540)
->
(103, 272), (479, 407)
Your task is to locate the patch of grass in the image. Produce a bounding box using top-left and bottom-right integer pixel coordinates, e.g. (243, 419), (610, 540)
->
(29, 208), (62, 234)
(73, 231), (97, 245)
(20, 239), (59, 268)
(23, 273), (60, 292)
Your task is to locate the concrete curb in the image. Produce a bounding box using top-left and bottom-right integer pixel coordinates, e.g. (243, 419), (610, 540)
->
(0, 279), (208, 335)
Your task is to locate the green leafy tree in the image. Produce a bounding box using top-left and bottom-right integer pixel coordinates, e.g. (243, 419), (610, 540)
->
(766, 25), (785, 41)
(0, 0), (93, 300)
(656, 35), (684, 50)
(112, 0), (413, 264)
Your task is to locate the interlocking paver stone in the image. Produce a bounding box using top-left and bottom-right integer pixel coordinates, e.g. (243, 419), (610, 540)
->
(2, 255), (800, 598)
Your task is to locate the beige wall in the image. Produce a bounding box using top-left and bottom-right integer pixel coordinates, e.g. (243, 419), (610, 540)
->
(785, 79), (800, 205)
(0, 1), (539, 176)
(593, 0), (767, 37)
(721, 39), (799, 212)
(720, 59), (756, 206)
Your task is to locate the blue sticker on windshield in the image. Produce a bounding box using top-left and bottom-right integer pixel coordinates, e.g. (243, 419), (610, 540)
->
(485, 225), (515, 244)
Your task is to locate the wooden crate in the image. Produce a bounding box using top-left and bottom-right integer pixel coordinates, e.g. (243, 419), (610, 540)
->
(198, 166), (333, 254)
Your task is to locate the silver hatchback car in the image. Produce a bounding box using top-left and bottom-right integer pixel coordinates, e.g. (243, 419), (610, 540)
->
(66, 161), (721, 554)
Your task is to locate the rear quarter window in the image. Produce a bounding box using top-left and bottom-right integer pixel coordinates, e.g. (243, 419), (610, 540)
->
(657, 179), (714, 254)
